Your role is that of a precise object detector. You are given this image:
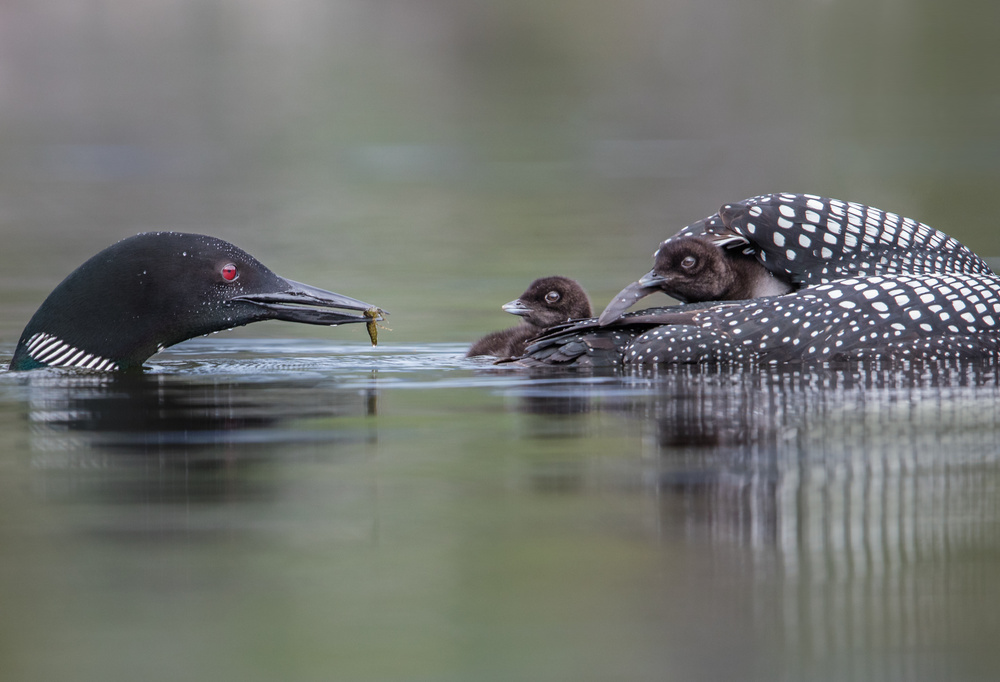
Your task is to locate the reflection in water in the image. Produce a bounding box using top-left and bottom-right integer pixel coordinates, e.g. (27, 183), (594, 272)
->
(18, 370), (380, 506)
(508, 359), (1000, 678)
(4, 350), (1000, 679)
(510, 359), (1000, 544)
(631, 361), (1000, 550)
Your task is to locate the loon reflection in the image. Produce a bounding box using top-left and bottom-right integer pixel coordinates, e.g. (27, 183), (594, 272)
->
(20, 371), (381, 505)
(505, 358), (1000, 551)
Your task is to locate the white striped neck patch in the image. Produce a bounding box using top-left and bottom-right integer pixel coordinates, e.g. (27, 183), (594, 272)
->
(24, 332), (120, 372)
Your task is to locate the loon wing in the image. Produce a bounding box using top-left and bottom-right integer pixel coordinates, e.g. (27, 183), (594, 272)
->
(716, 193), (994, 285)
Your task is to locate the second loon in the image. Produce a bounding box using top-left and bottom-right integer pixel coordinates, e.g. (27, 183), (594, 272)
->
(515, 193), (1000, 367)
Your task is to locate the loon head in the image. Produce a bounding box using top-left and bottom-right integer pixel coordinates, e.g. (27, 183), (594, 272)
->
(501, 276), (593, 328)
(9, 232), (381, 372)
(598, 235), (792, 325)
(642, 237), (739, 303)
(466, 276), (591, 359)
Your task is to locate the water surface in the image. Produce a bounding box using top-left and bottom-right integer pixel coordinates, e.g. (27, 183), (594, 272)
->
(3, 339), (1000, 681)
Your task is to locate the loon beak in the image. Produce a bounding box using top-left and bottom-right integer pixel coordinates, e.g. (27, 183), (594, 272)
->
(637, 270), (668, 288)
(597, 270), (668, 326)
(233, 278), (384, 325)
(501, 299), (531, 316)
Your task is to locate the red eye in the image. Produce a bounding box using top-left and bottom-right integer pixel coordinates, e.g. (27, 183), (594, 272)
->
(221, 263), (239, 281)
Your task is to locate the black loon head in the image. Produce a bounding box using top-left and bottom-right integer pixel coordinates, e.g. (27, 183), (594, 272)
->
(467, 276), (591, 358)
(8, 232), (382, 372)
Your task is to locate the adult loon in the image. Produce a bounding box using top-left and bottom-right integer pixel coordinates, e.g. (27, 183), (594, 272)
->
(467, 276), (591, 359)
(8, 232), (383, 372)
(600, 192), (992, 325)
(515, 194), (999, 367)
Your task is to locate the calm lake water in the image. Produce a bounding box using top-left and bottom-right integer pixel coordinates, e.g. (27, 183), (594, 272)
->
(3, 0), (1000, 679)
(3, 340), (1000, 681)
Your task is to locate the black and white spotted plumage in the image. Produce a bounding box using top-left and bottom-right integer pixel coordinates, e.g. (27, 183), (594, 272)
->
(520, 273), (1000, 367)
(517, 194), (1000, 367)
(671, 193), (993, 286)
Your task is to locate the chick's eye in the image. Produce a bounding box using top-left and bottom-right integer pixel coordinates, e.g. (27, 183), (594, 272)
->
(221, 263), (239, 281)
(544, 291), (561, 304)
(680, 256), (697, 270)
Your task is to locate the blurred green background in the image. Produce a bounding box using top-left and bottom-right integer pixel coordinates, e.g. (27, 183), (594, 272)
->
(1, 0), (998, 346)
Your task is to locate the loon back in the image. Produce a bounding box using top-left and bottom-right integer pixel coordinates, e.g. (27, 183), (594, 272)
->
(519, 273), (1000, 367)
(600, 192), (995, 328)
(672, 193), (993, 286)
